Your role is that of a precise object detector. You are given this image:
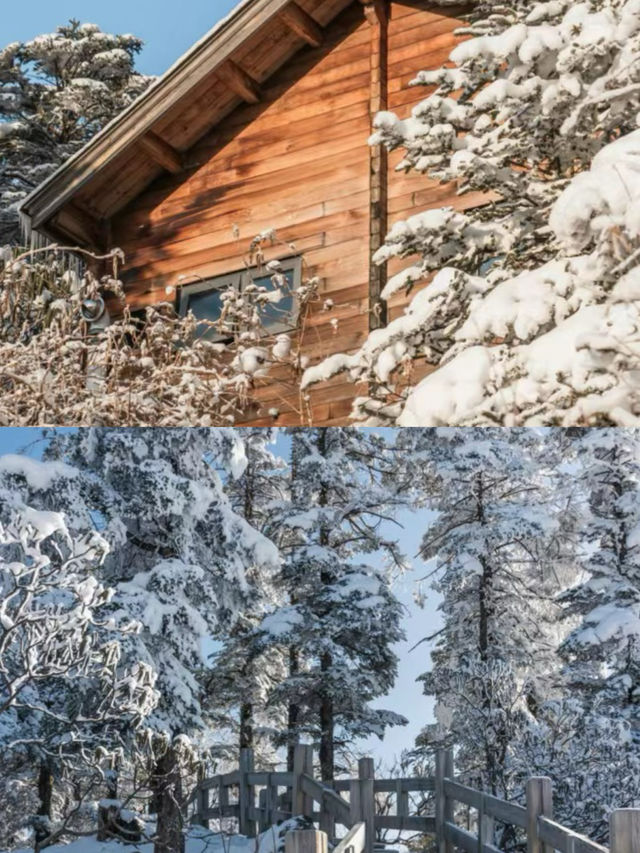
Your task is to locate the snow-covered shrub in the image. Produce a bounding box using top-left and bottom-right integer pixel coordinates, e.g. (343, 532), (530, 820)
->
(0, 234), (318, 426)
(303, 0), (640, 425)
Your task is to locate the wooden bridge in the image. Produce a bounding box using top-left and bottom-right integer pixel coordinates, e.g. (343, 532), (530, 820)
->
(190, 746), (640, 853)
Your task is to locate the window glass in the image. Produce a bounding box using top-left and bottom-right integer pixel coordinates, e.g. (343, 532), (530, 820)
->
(178, 259), (301, 340)
(187, 287), (227, 341)
(251, 270), (296, 330)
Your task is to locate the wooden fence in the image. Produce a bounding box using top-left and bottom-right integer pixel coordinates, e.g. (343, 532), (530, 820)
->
(191, 747), (640, 853)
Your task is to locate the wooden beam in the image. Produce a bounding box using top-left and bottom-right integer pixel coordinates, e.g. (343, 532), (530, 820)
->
(363, 0), (389, 331)
(139, 131), (183, 174)
(53, 202), (104, 248)
(217, 59), (262, 103)
(279, 3), (324, 47)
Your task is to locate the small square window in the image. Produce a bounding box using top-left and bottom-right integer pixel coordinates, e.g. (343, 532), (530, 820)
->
(178, 257), (302, 342)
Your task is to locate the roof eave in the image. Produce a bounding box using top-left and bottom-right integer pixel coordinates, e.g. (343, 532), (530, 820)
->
(20, 0), (296, 232)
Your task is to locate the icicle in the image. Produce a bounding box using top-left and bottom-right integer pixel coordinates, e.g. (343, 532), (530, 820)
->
(19, 210), (32, 248)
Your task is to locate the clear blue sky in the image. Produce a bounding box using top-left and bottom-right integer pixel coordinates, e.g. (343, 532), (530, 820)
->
(0, 428), (440, 769)
(3, 1), (240, 77)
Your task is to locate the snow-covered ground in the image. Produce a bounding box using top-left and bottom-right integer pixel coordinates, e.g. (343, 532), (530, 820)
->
(5, 825), (287, 853)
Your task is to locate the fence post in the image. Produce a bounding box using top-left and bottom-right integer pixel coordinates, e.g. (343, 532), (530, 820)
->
(611, 809), (640, 853)
(196, 785), (210, 829)
(435, 749), (454, 853)
(477, 794), (493, 853)
(358, 757), (375, 853)
(239, 747), (257, 838)
(219, 777), (229, 821)
(286, 829), (328, 853)
(526, 777), (553, 853)
(293, 744), (314, 817)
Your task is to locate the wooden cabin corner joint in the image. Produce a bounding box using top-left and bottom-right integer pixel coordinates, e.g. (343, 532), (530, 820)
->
(363, 0), (389, 331)
(279, 3), (324, 47)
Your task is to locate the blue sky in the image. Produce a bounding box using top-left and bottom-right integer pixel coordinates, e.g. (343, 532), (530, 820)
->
(4, 1), (240, 77)
(0, 427), (440, 768)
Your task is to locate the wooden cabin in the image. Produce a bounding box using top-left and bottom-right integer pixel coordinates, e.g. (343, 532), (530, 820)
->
(20, 0), (477, 426)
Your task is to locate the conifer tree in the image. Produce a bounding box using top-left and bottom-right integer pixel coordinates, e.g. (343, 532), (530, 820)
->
(1, 429), (279, 853)
(0, 464), (157, 848)
(405, 429), (564, 803)
(206, 428), (288, 764)
(261, 428), (407, 780)
(562, 428), (640, 736)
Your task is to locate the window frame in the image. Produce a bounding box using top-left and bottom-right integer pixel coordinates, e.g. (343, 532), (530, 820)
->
(177, 256), (302, 342)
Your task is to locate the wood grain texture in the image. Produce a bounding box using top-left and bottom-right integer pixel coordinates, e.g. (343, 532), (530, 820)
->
(107, 1), (470, 426)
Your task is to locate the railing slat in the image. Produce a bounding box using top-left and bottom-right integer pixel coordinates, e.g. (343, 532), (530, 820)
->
(445, 821), (477, 853)
(334, 822), (366, 853)
(484, 793), (527, 829)
(375, 815), (436, 832)
(444, 779), (483, 810)
(538, 817), (609, 853)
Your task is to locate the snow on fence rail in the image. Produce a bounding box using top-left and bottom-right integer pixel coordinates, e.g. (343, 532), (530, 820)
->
(190, 748), (640, 853)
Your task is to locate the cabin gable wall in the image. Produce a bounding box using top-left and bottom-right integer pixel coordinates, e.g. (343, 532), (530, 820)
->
(110, 1), (469, 425)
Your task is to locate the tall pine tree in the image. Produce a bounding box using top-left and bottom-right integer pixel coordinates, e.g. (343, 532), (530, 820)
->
(261, 428), (407, 780)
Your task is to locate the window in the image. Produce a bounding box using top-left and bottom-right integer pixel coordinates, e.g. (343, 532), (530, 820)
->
(178, 257), (302, 342)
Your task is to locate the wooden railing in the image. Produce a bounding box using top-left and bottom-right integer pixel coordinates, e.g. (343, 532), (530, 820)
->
(191, 747), (640, 853)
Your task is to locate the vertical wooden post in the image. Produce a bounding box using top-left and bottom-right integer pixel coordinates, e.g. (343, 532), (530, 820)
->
(219, 778), (229, 820)
(526, 778), (553, 853)
(435, 749), (454, 853)
(267, 775), (278, 828)
(285, 829), (328, 853)
(259, 788), (268, 832)
(358, 757), (375, 853)
(293, 744), (314, 818)
(319, 791), (335, 840)
(477, 794), (493, 853)
(362, 0), (389, 331)
(611, 810), (640, 853)
(239, 747), (257, 838)
(196, 785), (210, 829)
(396, 779), (408, 820)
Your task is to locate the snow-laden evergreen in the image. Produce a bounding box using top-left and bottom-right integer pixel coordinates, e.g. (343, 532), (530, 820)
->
(405, 429), (566, 804)
(260, 428), (407, 779)
(562, 428), (640, 733)
(205, 429), (289, 766)
(0, 429), (279, 853)
(0, 477), (157, 848)
(0, 21), (150, 244)
(303, 0), (640, 426)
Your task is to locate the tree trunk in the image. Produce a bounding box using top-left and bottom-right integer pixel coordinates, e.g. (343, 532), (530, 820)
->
(152, 743), (185, 853)
(240, 701), (253, 751)
(34, 759), (54, 850)
(287, 645), (300, 772)
(319, 651), (334, 781)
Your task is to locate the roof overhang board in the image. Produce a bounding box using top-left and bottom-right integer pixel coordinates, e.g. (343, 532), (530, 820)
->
(22, 0), (353, 236)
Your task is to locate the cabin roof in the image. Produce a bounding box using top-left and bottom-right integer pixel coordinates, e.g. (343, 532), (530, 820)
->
(20, 0), (358, 244)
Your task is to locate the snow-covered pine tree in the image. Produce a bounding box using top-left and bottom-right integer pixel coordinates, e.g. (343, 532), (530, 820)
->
(2, 429), (279, 853)
(561, 427), (640, 742)
(505, 427), (640, 841)
(0, 467), (158, 849)
(261, 428), (407, 780)
(0, 21), (150, 244)
(302, 0), (640, 426)
(205, 428), (289, 765)
(406, 429), (565, 809)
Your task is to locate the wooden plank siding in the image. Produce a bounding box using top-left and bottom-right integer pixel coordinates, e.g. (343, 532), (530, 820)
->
(107, 1), (469, 425)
